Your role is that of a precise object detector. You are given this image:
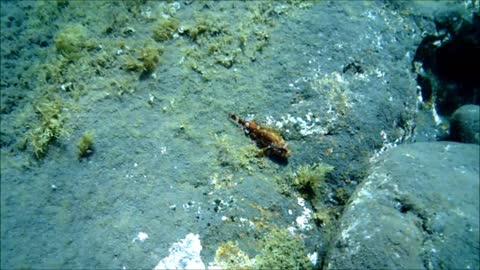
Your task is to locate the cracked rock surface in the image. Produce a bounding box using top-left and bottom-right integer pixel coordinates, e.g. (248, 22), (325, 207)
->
(325, 141), (479, 270)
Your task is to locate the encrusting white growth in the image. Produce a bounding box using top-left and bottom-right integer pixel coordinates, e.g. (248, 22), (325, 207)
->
(132, 232), (149, 243)
(153, 233), (205, 270)
(296, 197), (313, 231)
(308, 252), (318, 266)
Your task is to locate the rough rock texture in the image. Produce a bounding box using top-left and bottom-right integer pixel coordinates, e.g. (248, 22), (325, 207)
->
(325, 142), (479, 270)
(450, 104), (480, 145)
(1, 1), (478, 269)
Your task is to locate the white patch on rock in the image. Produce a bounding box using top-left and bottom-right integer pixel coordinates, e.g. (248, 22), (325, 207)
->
(432, 104), (442, 126)
(308, 252), (318, 266)
(370, 130), (402, 163)
(153, 233), (205, 270)
(133, 232), (149, 242)
(294, 197), (313, 231)
(341, 220), (359, 241)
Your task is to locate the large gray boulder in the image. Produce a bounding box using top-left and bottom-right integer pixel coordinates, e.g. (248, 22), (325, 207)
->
(450, 104), (480, 145)
(325, 142), (479, 269)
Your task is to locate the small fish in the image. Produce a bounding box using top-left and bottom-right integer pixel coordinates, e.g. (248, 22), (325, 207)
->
(229, 114), (291, 159)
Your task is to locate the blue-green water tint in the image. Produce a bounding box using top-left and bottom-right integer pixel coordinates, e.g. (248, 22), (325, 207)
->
(1, 1), (478, 269)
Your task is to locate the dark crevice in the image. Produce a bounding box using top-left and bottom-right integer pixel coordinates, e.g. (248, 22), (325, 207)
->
(395, 195), (434, 270)
(394, 197), (432, 235)
(413, 12), (480, 116)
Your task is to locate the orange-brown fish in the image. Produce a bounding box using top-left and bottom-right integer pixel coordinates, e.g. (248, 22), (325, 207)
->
(229, 114), (291, 159)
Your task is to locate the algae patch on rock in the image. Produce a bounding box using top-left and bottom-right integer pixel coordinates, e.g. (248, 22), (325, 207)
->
(212, 241), (254, 270)
(54, 24), (90, 58)
(123, 45), (163, 74)
(255, 229), (312, 270)
(212, 229), (312, 270)
(77, 131), (94, 159)
(152, 18), (180, 42)
(28, 97), (68, 158)
(293, 162), (334, 199)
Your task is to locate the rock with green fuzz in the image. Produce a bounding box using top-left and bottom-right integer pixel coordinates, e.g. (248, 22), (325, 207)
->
(255, 229), (312, 270)
(293, 162), (334, 198)
(77, 131), (94, 159)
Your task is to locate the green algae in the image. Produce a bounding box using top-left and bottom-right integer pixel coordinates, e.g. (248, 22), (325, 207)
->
(255, 228), (312, 270)
(28, 97), (68, 158)
(293, 162), (334, 199)
(54, 24), (96, 59)
(0, 0), (339, 268)
(123, 44), (163, 73)
(77, 131), (94, 159)
(212, 229), (312, 270)
(152, 18), (180, 42)
(213, 241), (255, 270)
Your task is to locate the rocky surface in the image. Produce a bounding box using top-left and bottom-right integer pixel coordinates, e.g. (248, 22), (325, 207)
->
(325, 142), (480, 270)
(1, 1), (478, 269)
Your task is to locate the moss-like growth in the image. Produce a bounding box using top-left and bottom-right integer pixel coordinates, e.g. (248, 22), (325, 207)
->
(213, 241), (254, 270)
(152, 18), (179, 42)
(293, 162), (334, 198)
(334, 187), (349, 205)
(54, 24), (88, 58)
(313, 208), (333, 228)
(255, 229), (312, 270)
(138, 46), (161, 72)
(214, 134), (263, 172)
(28, 98), (67, 158)
(123, 56), (145, 72)
(77, 131), (94, 159)
(187, 14), (228, 41)
(123, 45), (162, 73)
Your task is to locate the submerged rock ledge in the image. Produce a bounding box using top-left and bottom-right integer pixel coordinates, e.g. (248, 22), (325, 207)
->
(326, 141), (479, 270)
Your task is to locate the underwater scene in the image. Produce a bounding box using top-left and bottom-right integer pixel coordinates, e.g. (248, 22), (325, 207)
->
(1, 0), (479, 269)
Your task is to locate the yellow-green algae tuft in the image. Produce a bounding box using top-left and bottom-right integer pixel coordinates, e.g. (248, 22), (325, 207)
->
(255, 228), (312, 270)
(77, 131), (94, 159)
(293, 162), (334, 199)
(54, 24), (95, 59)
(28, 97), (68, 158)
